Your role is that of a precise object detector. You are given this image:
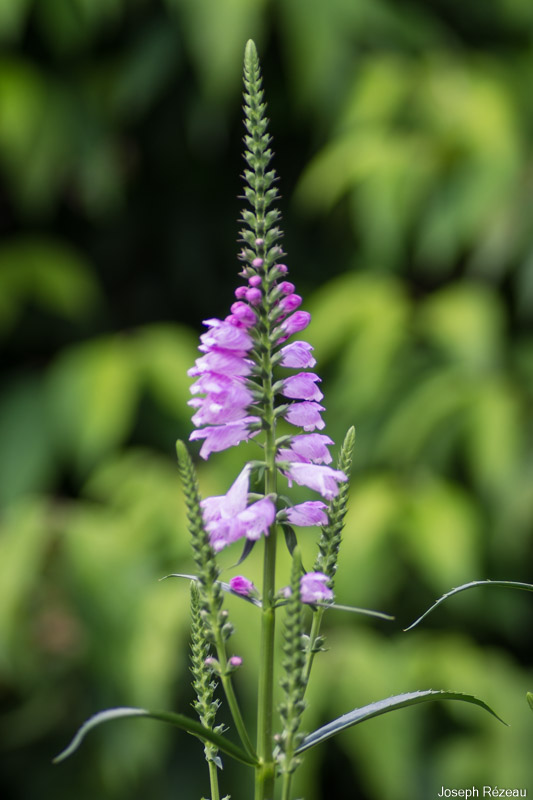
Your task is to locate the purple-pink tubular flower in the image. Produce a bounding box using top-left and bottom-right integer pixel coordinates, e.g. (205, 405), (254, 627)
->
(278, 281), (295, 295)
(228, 656), (243, 668)
(285, 462), (347, 500)
(284, 501), (328, 527)
(246, 287), (262, 305)
(278, 341), (316, 369)
(279, 293), (302, 313)
(189, 316), (259, 458)
(288, 433), (333, 464)
(234, 285), (248, 299)
(279, 310), (311, 336)
(188, 350), (253, 378)
(229, 575), (256, 596)
(230, 301), (257, 327)
(300, 572), (333, 603)
(190, 417), (260, 460)
(200, 466), (276, 551)
(188, 374), (254, 426)
(284, 401), (325, 431)
(199, 318), (254, 354)
(281, 373), (323, 402)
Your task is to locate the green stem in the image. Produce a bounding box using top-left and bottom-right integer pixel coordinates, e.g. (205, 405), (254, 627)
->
(213, 629), (257, 761)
(281, 771), (293, 800)
(208, 759), (220, 800)
(304, 608), (325, 686)
(256, 347), (278, 799)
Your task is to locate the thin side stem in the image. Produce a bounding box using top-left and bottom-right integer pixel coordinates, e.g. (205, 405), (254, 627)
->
(208, 759), (220, 800)
(213, 629), (257, 760)
(303, 607), (325, 686)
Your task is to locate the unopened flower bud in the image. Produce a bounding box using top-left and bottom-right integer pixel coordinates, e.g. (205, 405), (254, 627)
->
(229, 575), (256, 596)
(275, 263), (288, 274)
(252, 257), (263, 268)
(279, 281), (295, 295)
(246, 288), (262, 306)
(280, 293), (302, 313)
(234, 285), (248, 299)
(255, 238), (264, 246)
(248, 275), (262, 287)
(228, 655), (243, 668)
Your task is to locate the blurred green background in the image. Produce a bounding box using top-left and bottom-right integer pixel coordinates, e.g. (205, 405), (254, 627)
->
(1, 1), (532, 798)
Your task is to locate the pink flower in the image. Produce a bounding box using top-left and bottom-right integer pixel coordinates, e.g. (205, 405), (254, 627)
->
(188, 373), (254, 425)
(279, 281), (295, 295)
(279, 294), (302, 313)
(229, 576), (256, 596)
(200, 319), (254, 355)
(188, 350), (253, 377)
(200, 466), (276, 550)
(285, 463), (347, 499)
(281, 373), (323, 402)
(284, 501), (328, 527)
(246, 288), (262, 306)
(300, 572), (333, 603)
(288, 433), (333, 464)
(228, 656), (243, 668)
(283, 401), (325, 431)
(278, 341), (316, 369)
(279, 311), (311, 336)
(230, 301), (257, 327)
(190, 417), (260, 459)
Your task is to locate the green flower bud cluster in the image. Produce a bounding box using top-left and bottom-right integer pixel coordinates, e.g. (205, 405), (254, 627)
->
(190, 583), (225, 767)
(276, 551), (308, 776)
(176, 441), (229, 641)
(240, 40), (283, 269)
(314, 426), (356, 584)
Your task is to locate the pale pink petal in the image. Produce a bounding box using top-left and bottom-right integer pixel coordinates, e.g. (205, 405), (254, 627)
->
(289, 434), (334, 464)
(237, 497), (276, 540)
(285, 463), (347, 500)
(300, 572), (333, 603)
(278, 341), (316, 369)
(190, 417), (260, 459)
(284, 501), (328, 527)
(281, 373), (323, 402)
(283, 401), (325, 431)
(279, 311), (311, 337)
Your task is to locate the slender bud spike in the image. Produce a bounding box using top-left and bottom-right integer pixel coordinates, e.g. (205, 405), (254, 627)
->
(313, 426), (355, 584)
(276, 548), (307, 774)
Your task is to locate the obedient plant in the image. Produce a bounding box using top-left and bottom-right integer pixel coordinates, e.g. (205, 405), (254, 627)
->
(55, 40), (505, 800)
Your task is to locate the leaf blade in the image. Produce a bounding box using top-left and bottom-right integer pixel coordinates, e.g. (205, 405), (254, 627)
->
(53, 706), (258, 766)
(297, 690), (506, 754)
(405, 580), (533, 631)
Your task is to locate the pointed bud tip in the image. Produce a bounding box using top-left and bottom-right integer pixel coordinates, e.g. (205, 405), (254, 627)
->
(245, 40), (258, 62)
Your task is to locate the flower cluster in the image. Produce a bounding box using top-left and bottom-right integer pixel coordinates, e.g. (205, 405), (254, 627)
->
(188, 263), (346, 491)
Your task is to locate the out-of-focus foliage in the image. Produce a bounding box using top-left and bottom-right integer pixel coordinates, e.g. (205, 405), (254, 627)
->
(0, 1), (532, 799)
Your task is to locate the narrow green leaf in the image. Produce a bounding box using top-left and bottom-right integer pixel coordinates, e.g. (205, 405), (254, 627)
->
(405, 580), (533, 631)
(297, 690), (506, 754)
(53, 707), (258, 766)
(324, 602), (394, 621)
(526, 692), (533, 712)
